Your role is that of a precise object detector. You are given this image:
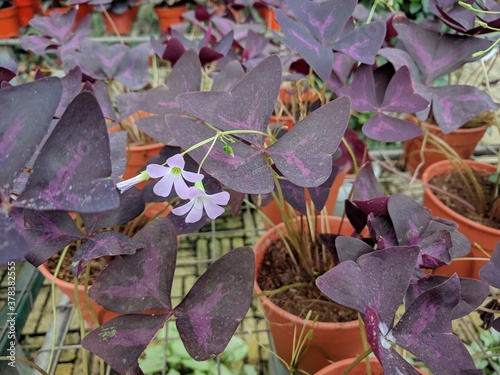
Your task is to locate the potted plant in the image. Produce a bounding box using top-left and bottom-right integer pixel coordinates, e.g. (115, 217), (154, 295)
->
(0, 0), (19, 38)
(91, 0), (141, 35)
(152, 0), (193, 32)
(315, 162), (494, 374)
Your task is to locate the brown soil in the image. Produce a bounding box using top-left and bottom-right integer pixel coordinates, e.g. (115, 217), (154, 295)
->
(430, 168), (500, 230)
(257, 239), (358, 323)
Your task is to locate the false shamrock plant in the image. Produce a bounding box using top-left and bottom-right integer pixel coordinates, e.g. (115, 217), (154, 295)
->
(316, 163), (490, 374)
(0, 68), (255, 375)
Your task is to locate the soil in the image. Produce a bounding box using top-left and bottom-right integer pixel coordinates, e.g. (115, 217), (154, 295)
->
(430, 168), (500, 230)
(257, 238), (358, 323)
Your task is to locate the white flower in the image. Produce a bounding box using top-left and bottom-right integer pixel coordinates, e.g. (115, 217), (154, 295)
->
(116, 171), (150, 193)
(172, 185), (230, 223)
(146, 154), (203, 199)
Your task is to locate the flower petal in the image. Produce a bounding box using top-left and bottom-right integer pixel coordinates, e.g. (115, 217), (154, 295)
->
(208, 191), (230, 205)
(147, 164), (169, 178)
(172, 175), (190, 199)
(166, 154), (185, 169)
(202, 198), (225, 220)
(153, 173), (175, 197)
(181, 170), (204, 183)
(185, 198), (204, 223)
(172, 199), (195, 216)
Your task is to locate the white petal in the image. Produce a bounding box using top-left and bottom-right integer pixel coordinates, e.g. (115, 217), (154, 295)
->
(153, 173), (175, 197)
(185, 198), (204, 223)
(172, 199), (195, 216)
(202, 198), (225, 220)
(181, 170), (204, 183)
(167, 154), (185, 169)
(172, 175), (190, 199)
(147, 164), (169, 178)
(208, 191), (230, 205)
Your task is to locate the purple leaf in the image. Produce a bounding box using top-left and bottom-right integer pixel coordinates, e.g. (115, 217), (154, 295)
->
(424, 219), (471, 260)
(165, 115), (274, 194)
(109, 131), (128, 180)
(380, 66), (429, 113)
(345, 64), (378, 112)
(353, 196), (389, 218)
(278, 179), (307, 215)
(417, 230), (452, 269)
(362, 113), (423, 142)
(0, 77), (62, 191)
(332, 22), (386, 65)
(317, 246), (420, 327)
(285, 0), (357, 47)
(14, 92), (120, 213)
(344, 200), (368, 234)
(387, 194), (431, 246)
(431, 85), (499, 134)
(480, 241), (500, 288)
(89, 218), (177, 314)
(174, 247), (254, 360)
(92, 81), (117, 121)
(178, 55), (281, 146)
(307, 164), (339, 211)
(29, 7), (75, 41)
(352, 162), (383, 201)
(82, 314), (167, 375)
(135, 115), (176, 146)
(22, 211), (83, 267)
(71, 231), (143, 276)
(266, 96), (350, 187)
(334, 236), (374, 263)
(80, 188), (145, 235)
(0, 208), (29, 266)
(407, 276), (490, 320)
(393, 15), (492, 85)
(211, 60), (245, 92)
(55, 66), (83, 118)
(0, 60), (17, 83)
(367, 214), (398, 249)
(274, 9), (334, 82)
(115, 44), (149, 90)
(393, 275), (478, 374)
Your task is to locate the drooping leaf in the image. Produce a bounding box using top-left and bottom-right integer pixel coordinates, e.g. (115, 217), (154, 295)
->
(22, 211), (83, 267)
(71, 231), (144, 276)
(88, 218), (177, 314)
(407, 276), (490, 320)
(334, 236), (374, 263)
(82, 314), (167, 375)
(14, 92), (120, 213)
(174, 247), (254, 360)
(393, 275), (479, 374)
(352, 162), (383, 201)
(0, 77), (62, 191)
(0, 60), (17, 83)
(177, 55), (281, 146)
(266, 96), (350, 187)
(388, 194), (431, 246)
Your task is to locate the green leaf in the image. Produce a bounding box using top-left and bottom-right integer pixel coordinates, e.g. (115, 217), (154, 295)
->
(489, 172), (499, 184)
(220, 336), (248, 363)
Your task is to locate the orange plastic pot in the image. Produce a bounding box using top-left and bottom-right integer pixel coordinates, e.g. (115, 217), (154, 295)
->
(39, 263), (121, 326)
(258, 7), (279, 30)
(13, 0), (35, 26)
(254, 216), (363, 374)
(0, 5), (19, 38)
(103, 8), (134, 35)
(404, 119), (487, 176)
(315, 357), (428, 375)
(260, 168), (348, 227)
(422, 160), (499, 278)
(154, 4), (186, 32)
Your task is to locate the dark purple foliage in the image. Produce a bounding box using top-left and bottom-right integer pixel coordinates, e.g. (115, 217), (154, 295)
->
(21, 9), (92, 56)
(82, 218), (255, 374)
(0, 60), (17, 84)
(275, 0), (386, 81)
(14, 92), (120, 213)
(479, 241), (500, 288)
(344, 64), (428, 141)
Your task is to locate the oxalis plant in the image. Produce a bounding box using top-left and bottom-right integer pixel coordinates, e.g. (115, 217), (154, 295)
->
(315, 162), (500, 374)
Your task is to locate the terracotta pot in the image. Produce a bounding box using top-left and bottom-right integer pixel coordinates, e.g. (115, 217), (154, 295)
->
(422, 160), (499, 278)
(39, 263), (120, 326)
(404, 118), (487, 176)
(13, 0), (35, 26)
(43, 4), (92, 26)
(258, 7), (279, 30)
(0, 5), (19, 38)
(103, 8), (134, 35)
(260, 168), (348, 227)
(315, 357), (427, 375)
(254, 216), (363, 374)
(154, 4), (186, 32)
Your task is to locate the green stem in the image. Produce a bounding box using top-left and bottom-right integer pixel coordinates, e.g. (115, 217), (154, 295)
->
(341, 348), (373, 375)
(0, 357), (49, 375)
